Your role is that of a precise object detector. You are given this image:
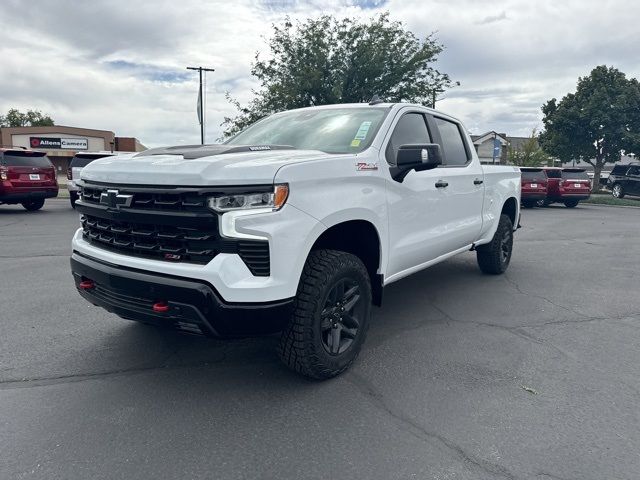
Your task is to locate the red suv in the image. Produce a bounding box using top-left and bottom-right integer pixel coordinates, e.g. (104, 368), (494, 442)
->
(539, 167), (591, 208)
(520, 167), (548, 208)
(0, 148), (58, 211)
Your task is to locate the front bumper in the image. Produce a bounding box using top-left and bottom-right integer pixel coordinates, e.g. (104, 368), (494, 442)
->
(71, 252), (293, 337)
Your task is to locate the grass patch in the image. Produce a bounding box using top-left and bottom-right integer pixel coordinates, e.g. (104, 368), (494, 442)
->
(583, 194), (640, 207)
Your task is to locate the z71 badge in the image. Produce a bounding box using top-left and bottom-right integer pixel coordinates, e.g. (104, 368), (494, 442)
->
(356, 162), (378, 171)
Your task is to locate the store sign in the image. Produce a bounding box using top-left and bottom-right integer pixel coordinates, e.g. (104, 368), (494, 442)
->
(30, 137), (88, 150)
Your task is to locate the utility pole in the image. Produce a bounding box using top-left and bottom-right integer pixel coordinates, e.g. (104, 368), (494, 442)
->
(187, 66), (215, 145)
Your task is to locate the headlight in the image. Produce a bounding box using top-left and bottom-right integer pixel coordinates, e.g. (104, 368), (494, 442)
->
(208, 184), (289, 212)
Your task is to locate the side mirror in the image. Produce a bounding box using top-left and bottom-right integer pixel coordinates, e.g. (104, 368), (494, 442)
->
(391, 143), (443, 182)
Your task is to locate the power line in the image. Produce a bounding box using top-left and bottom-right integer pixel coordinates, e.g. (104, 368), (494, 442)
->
(186, 66), (215, 145)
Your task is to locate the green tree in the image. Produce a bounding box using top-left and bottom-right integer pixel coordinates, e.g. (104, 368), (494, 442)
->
(0, 108), (55, 127)
(507, 128), (550, 167)
(539, 66), (640, 191)
(222, 13), (456, 137)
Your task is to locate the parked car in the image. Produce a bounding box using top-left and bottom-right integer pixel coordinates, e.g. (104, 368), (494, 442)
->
(68, 152), (117, 208)
(0, 148), (58, 211)
(70, 102), (521, 379)
(607, 162), (640, 198)
(519, 167), (547, 208)
(538, 167), (591, 207)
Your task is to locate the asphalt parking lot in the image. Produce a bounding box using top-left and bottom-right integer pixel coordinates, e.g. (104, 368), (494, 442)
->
(1, 199), (639, 480)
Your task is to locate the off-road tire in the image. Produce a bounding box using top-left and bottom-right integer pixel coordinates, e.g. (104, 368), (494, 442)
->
(564, 199), (579, 208)
(278, 249), (371, 380)
(476, 214), (513, 275)
(22, 199), (45, 211)
(611, 183), (625, 199)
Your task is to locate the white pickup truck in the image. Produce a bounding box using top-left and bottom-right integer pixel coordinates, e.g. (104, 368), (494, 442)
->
(70, 102), (520, 379)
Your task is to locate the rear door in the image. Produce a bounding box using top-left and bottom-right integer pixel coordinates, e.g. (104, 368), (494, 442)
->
(3, 152), (56, 189)
(561, 169), (591, 195)
(625, 166), (640, 195)
(521, 169), (546, 195)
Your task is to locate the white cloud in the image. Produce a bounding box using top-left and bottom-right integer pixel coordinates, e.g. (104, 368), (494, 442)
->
(1, 0), (639, 146)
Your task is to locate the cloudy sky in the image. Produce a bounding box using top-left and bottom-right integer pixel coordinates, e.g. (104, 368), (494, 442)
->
(1, 0), (638, 147)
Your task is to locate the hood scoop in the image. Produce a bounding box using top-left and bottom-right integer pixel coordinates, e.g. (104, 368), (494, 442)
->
(134, 144), (296, 160)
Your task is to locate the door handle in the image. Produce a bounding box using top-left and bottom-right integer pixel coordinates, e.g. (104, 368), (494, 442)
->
(474, 178), (484, 185)
(435, 180), (449, 188)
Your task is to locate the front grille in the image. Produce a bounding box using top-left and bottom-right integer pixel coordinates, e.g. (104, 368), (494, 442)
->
(78, 182), (271, 275)
(82, 214), (219, 264)
(81, 185), (209, 212)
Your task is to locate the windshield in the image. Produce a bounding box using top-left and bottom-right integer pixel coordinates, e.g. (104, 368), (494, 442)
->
(226, 107), (389, 154)
(1, 152), (52, 167)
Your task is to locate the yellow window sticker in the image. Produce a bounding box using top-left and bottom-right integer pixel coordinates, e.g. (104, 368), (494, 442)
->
(353, 121), (372, 141)
(350, 139), (361, 147)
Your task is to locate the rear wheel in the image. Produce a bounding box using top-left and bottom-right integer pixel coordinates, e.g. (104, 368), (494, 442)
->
(70, 191), (79, 208)
(22, 199), (45, 211)
(564, 199), (579, 208)
(612, 184), (625, 199)
(521, 200), (535, 208)
(536, 199), (550, 207)
(278, 249), (371, 379)
(476, 214), (513, 275)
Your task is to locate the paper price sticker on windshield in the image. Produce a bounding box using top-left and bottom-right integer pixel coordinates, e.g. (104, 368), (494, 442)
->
(353, 121), (372, 141)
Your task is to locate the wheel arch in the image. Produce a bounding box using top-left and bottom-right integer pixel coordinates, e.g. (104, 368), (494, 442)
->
(308, 219), (384, 306)
(502, 196), (518, 226)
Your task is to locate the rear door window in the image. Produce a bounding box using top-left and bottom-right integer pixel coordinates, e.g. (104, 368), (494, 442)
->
(433, 117), (470, 166)
(1, 152), (52, 168)
(628, 166), (640, 176)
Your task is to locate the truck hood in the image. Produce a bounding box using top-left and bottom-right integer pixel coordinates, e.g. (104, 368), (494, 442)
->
(80, 147), (344, 186)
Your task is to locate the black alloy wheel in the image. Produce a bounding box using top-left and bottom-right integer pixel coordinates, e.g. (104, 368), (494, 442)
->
(320, 278), (363, 355)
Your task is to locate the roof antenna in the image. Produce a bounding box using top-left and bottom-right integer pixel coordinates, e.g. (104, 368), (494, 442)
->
(369, 95), (384, 105)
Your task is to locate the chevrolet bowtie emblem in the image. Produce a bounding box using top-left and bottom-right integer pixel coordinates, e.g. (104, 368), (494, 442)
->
(100, 189), (133, 209)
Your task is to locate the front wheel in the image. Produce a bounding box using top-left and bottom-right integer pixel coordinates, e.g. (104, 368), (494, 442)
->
(476, 214), (513, 275)
(22, 199), (45, 211)
(564, 199), (579, 208)
(611, 184), (625, 199)
(278, 250), (371, 379)
(70, 191), (79, 208)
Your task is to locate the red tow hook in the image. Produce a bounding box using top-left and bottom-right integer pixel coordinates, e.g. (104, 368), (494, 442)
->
(152, 301), (170, 313)
(79, 280), (95, 290)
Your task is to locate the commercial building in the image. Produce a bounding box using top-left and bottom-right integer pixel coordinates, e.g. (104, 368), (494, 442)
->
(0, 125), (145, 173)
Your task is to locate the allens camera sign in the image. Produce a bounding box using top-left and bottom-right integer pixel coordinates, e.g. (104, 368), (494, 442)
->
(30, 137), (88, 150)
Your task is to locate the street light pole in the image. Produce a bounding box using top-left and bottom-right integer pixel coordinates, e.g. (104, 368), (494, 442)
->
(187, 66), (215, 145)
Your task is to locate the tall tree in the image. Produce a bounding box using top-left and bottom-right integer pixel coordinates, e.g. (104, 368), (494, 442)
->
(507, 128), (551, 167)
(222, 13), (456, 137)
(0, 108), (55, 127)
(539, 66), (640, 190)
